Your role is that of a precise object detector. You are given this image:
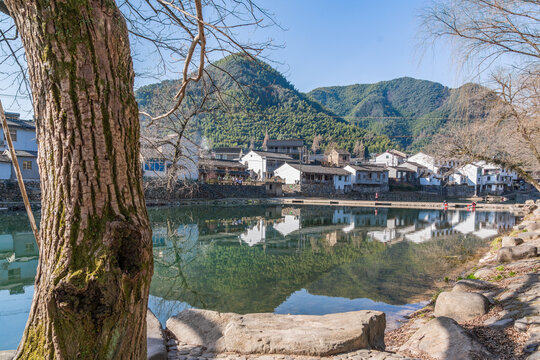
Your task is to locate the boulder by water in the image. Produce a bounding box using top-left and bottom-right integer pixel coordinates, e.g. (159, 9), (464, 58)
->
(399, 317), (490, 359)
(166, 309), (386, 356)
(497, 245), (538, 263)
(434, 291), (490, 322)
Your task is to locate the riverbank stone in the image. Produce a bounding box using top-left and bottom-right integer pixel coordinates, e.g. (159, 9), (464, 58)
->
(434, 291), (490, 322)
(497, 245), (538, 262)
(166, 309), (386, 356)
(399, 317), (490, 360)
(502, 236), (524, 247)
(452, 279), (496, 292)
(147, 309), (167, 360)
(521, 232), (540, 241)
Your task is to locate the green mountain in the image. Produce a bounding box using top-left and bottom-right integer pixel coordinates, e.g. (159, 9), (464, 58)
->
(308, 78), (496, 150)
(136, 54), (394, 153)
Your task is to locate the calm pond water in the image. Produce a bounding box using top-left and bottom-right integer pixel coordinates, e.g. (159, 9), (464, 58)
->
(0, 205), (515, 350)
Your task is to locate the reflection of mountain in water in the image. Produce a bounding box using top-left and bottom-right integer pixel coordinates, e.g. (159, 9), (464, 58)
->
(148, 205), (513, 315)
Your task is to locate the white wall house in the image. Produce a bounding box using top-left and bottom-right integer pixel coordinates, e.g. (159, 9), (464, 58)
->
(274, 163), (351, 191)
(0, 113), (39, 183)
(0, 154), (11, 180)
(343, 164), (389, 192)
(0, 113), (38, 153)
(374, 149), (407, 167)
(407, 152), (458, 175)
(457, 162), (517, 195)
(241, 150), (294, 180)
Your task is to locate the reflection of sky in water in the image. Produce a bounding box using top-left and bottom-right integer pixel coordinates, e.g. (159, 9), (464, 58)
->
(0, 286), (34, 350)
(274, 289), (427, 330)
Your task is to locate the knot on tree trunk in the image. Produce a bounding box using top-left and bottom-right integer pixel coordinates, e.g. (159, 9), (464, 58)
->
(104, 220), (145, 277)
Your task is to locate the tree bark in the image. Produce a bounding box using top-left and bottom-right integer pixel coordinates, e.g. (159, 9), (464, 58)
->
(4, 1), (153, 359)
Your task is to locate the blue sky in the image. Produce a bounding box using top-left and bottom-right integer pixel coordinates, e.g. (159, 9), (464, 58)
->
(249, 0), (470, 92)
(2, 0), (474, 117)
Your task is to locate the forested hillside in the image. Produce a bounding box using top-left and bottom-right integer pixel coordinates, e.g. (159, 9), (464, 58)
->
(308, 78), (496, 150)
(136, 54), (394, 154)
(136, 55), (495, 153)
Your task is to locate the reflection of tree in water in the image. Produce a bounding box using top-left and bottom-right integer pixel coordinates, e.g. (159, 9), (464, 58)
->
(151, 231), (387, 314)
(147, 205), (495, 315)
(308, 234), (486, 304)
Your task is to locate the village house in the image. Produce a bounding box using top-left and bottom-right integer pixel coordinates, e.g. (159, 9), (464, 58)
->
(140, 135), (199, 181)
(327, 149), (351, 167)
(374, 149), (407, 167)
(211, 147), (244, 161)
(263, 139), (306, 162)
(241, 150), (295, 180)
(407, 152), (457, 175)
(198, 159), (249, 182)
(459, 162), (517, 195)
(274, 163), (351, 192)
(387, 165), (417, 185)
(0, 112), (39, 182)
(343, 164), (389, 192)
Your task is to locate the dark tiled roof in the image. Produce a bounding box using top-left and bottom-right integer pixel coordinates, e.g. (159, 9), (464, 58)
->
(213, 147), (243, 154)
(347, 164), (388, 173)
(266, 139), (303, 147)
(388, 149), (407, 158)
(14, 150), (38, 157)
(4, 112), (36, 130)
(288, 163), (350, 176)
(250, 151), (294, 160)
(199, 159), (247, 169)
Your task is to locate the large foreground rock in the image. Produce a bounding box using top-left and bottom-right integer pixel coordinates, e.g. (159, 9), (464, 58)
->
(434, 291), (490, 322)
(147, 309), (167, 360)
(497, 245), (538, 263)
(399, 317), (490, 359)
(166, 309), (385, 356)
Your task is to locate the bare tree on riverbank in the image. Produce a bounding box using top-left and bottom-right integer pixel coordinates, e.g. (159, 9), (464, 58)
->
(0, 0), (274, 358)
(422, 0), (540, 191)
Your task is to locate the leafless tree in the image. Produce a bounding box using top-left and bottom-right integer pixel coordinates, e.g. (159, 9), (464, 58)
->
(311, 134), (322, 154)
(422, 0), (540, 191)
(0, 0), (276, 358)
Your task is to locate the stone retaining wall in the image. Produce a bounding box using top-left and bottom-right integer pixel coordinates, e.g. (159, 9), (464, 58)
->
(144, 183), (268, 202)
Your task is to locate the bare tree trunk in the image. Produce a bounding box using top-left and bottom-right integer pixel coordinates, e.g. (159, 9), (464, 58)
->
(5, 1), (153, 359)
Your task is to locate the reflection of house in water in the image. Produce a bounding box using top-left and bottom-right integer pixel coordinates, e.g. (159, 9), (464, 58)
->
(273, 215), (301, 237)
(404, 210), (515, 243)
(240, 219), (266, 246)
(0, 232), (38, 294)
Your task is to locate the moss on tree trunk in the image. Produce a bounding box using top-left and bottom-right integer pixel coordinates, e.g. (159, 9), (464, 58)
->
(4, 1), (153, 358)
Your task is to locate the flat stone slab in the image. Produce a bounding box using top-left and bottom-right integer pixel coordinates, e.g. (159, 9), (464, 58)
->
(166, 309), (386, 356)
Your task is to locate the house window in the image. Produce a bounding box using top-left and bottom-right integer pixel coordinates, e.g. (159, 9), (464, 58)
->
(8, 268), (21, 281)
(338, 176), (342, 181)
(23, 161), (32, 170)
(144, 159), (165, 172)
(25, 242), (34, 252)
(9, 129), (17, 142)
